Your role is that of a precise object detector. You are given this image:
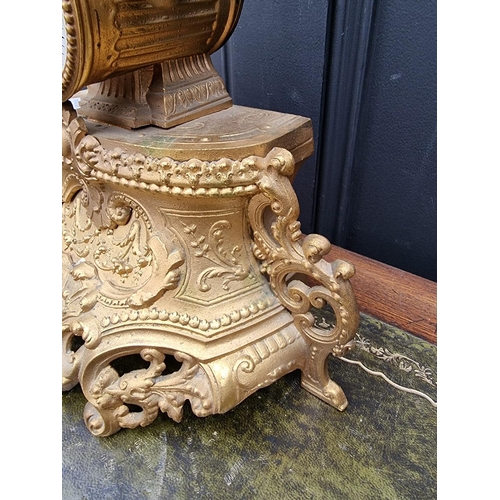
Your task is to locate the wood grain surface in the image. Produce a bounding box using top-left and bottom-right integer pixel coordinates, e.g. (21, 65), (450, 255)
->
(325, 245), (437, 344)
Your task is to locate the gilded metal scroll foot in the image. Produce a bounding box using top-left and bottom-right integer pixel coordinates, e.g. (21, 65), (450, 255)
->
(300, 344), (351, 411)
(248, 148), (360, 411)
(301, 380), (348, 411)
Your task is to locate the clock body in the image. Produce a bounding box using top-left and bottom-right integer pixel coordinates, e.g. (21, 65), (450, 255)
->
(62, 0), (244, 101)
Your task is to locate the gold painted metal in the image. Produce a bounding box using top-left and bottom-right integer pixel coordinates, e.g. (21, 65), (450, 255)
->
(62, 0), (360, 437)
(62, 102), (360, 436)
(62, 0), (243, 128)
(78, 54), (232, 129)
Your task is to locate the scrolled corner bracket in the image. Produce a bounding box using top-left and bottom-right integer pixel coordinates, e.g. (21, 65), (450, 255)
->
(249, 147), (360, 410)
(62, 101), (88, 171)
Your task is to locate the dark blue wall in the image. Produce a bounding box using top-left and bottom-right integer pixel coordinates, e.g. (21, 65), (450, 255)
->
(212, 0), (330, 234)
(213, 0), (437, 282)
(346, 0), (437, 281)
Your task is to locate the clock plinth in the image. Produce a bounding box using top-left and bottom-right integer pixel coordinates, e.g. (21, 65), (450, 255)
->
(78, 54), (233, 130)
(62, 102), (360, 436)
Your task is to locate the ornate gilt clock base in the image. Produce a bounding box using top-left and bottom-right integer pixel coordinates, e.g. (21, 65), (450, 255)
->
(62, 102), (360, 436)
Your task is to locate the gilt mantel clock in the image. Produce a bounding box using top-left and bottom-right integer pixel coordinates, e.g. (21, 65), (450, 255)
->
(62, 0), (360, 437)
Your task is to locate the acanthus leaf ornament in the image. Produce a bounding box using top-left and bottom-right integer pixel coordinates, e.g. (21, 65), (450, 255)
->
(249, 149), (358, 347)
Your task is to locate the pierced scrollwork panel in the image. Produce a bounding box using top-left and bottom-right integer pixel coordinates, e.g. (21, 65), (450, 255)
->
(82, 348), (214, 437)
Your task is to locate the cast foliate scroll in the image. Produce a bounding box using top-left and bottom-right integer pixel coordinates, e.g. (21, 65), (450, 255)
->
(248, 148), (360, 401)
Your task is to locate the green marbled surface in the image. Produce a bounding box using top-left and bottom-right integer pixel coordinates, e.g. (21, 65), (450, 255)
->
(62, 314), (437, 500)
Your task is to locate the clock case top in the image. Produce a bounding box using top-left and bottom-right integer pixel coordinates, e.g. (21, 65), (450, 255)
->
(62, 0), (245, 129)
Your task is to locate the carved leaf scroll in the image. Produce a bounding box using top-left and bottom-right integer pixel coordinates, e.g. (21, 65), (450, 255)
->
(84, 349), (214, 435)
(249, 148), (359, 358)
